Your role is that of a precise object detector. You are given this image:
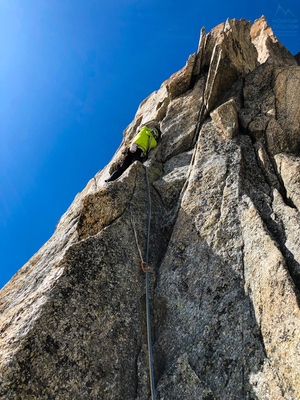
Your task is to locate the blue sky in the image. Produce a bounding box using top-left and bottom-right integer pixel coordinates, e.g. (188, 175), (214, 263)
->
(1, 0), (299, 289)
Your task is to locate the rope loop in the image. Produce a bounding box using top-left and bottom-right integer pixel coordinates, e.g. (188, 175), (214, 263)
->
(141, 260), (151, 273)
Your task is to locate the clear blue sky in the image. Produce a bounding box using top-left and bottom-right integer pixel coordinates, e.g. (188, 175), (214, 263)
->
(1, 0), (299, 289)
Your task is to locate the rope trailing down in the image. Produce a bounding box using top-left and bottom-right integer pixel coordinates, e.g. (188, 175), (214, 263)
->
(144, 166), (156, 400)
(130, 206), (150, 273)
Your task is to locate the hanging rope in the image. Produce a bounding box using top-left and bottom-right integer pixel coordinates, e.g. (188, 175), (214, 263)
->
(129, 166), (156, 399)
(130, 205), (145, 272)
(130, 205), (150, 273)
(144, 166), (156, 400)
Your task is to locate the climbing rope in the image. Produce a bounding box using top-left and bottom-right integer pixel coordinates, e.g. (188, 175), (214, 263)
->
(130, 205), (145, 271)
(129, 167), (156, 399)
(144, 166), (156, 400)
(130, 205), (150, 273)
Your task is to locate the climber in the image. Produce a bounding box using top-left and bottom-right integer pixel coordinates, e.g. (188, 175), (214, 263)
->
(105, 125), (161, 182)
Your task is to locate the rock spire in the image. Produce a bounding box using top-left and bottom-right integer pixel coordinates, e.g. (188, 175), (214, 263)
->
(1, 16), (300, 400)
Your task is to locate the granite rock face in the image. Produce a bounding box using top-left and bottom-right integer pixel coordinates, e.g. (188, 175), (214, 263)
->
(1, 16), (300, 400)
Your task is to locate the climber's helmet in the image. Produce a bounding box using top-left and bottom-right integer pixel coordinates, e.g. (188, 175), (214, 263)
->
(150, 127), (161, 140)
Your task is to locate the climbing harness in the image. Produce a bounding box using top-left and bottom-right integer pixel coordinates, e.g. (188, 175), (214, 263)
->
(144, 166), (156, 400)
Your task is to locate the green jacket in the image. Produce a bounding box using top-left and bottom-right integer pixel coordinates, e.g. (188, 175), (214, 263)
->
(132, 126), (157, 154)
